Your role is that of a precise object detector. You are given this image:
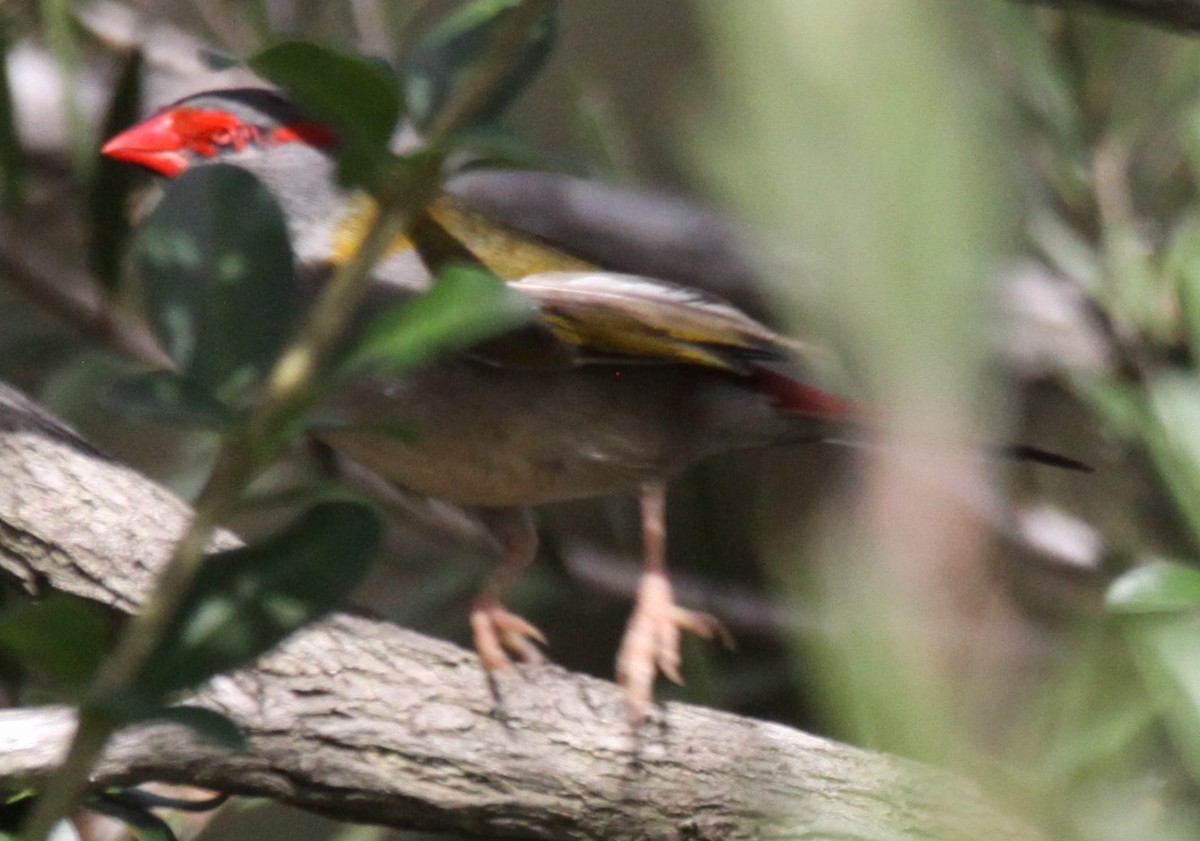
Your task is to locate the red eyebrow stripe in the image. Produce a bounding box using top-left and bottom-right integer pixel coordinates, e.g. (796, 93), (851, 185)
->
(270, 121), (339, 149)
(170, 107), (242, 138)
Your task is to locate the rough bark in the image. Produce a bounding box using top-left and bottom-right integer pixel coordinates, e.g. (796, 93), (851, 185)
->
(0, 381), (1044, 841)
(1029, 0), (1200, 33)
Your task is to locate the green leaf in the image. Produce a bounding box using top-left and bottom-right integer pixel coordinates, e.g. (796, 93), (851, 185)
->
(1145, 375), (1200, 546)
(0, 595), (110, 690)
(131, 164), (296, 401)
(139, 705), (245, 749)
(0, 19), (25, 212)
(1108, 561), (1200, 614)
(405, 0), (557, 130)
(1116, 611), (1200, 789)
(135, 502), (381, 697)
(249, 41), (402, 185)
(98, 789), (228, 814)
(448, 124), (586, 175)
(1166, 212), (1200, 352)
(105, 371), (235, 430)
(87, 793), (178, 841)
(89, 48), (143, 293)
(0, 791), (34, 835)
(339, 262), (534, 377)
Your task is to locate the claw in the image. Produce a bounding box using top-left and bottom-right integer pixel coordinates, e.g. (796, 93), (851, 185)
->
(471, 601), (547, 672)
(615, 570), (730, 722)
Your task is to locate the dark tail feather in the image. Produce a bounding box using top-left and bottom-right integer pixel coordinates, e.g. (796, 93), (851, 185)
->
(995, 444), (1092, 472)
(750, 366), (1092, 473)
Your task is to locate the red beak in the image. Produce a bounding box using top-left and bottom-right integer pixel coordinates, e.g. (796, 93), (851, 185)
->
(101, 111), (190, 176)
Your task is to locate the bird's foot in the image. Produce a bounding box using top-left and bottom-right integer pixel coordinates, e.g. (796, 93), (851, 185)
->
(470, 601), (548, 672)
(615, 570), (732, 722)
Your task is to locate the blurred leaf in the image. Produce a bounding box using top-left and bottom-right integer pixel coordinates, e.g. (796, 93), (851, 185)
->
(249, 41), (402, 185)
(339, 262), (534, 376)
(1102, 221), (1166, 341)
(131, 164), (296, 402)
(0, 791), (33, 835)
(0, 18), (24, 212)
(0, 595), (109, 690)
(449, 124), (586, 175)
(89, 48), (143, 294)
(1163, 212), (1200, 349)
(1146, 375), (1200, 544)
(138, 705), (245, 748)
(88, 792), (177, 841)
(135, 501), (380, 697)
(105, 371), (235, 430)
(405, 0), (557, 130)
(1116, 611), (1200, 789)
(39, 0), (91, 177)
(990, 4), (1085, 160)
(98, 789), (228, 814)
(1029, 207), (1101, 293)
(1108, 561), (1200, 614)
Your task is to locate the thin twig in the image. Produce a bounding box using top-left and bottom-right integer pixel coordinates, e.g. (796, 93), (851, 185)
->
(0, 220), (169, 368)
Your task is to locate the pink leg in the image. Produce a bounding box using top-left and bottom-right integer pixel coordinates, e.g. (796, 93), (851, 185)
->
(470, 508), (547, 672)
(615, 482), (731, 721)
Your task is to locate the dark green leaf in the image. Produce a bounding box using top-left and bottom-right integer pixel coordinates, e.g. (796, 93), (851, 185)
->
(88, 793), (177, 841)
(105, 371), (235, 430)
(0, 19), (24, 212)
(0, 791), (34, 835)
(99, 789), (228, 814)
(249, 41), (402, 184)
(89, 48), (143, 293)
(136, 705), (245, 748)
(1145, 376), (1200, 547)
(339, 262), (534, 376)
(136, 502), (381, 697)
(131, 164), (296, 400)
(0, 595), (110, 689)
(1108, 561), (1200, 614)
(405, 0), (557, 130)
(448, 124), (587, 175)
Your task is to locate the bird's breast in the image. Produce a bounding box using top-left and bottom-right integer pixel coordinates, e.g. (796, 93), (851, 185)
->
(314, 360), (770, 508)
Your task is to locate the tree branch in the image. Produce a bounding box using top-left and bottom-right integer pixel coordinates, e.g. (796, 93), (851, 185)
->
(0, 381), (1045, 841)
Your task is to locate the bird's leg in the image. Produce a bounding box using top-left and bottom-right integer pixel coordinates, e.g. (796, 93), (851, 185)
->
(470, 508), (547, 671)
(615, 481), (731, 720)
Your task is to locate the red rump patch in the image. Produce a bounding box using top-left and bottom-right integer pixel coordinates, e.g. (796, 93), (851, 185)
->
(750, 366), (864, 419)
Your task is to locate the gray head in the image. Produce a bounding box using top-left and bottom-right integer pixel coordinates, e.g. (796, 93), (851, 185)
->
(102, 88), (350, 261)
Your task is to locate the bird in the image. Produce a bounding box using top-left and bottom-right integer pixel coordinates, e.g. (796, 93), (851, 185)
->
(102, 87), (1084, 720)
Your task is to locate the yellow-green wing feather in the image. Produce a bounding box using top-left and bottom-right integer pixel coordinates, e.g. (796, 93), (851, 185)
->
(510, 271), (791, 372)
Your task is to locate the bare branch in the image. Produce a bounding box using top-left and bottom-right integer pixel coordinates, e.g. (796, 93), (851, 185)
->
(0, 381), (1045, 841)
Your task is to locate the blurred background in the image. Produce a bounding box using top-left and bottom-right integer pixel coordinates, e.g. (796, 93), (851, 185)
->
(6, 1), (1200, 839)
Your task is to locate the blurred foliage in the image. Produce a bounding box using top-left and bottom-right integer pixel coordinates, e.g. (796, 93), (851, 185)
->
(9, 1), (1200, 841)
